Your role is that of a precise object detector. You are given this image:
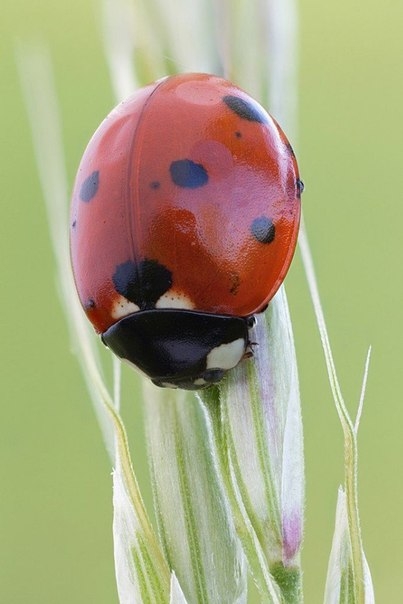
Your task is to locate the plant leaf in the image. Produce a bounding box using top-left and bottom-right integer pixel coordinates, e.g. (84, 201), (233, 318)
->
(169, 572), (189, 604)
(324, 489), (375, 604)
(201, 289), (303, 602)
(143, 384), (248, 604)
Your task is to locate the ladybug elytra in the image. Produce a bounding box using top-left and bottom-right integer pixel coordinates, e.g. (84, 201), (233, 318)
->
(70, 73), (302, 389)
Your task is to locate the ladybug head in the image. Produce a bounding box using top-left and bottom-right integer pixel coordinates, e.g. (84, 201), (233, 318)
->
(101, 309), (249, 390)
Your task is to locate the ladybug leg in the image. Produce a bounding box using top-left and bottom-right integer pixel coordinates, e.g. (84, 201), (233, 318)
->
(243, 340), (258, 359)
(243, 315), (258, 358)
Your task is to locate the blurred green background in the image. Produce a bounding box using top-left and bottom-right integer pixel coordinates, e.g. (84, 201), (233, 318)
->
(1, 0), (402, 601)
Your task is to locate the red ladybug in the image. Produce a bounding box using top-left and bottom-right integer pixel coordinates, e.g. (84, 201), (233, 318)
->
(70, 73), (302, 389)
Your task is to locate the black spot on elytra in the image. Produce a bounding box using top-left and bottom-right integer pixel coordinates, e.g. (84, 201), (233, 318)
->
(113, 259), (172, 310)
(251, 216), (276, 244)
(71, 219), (77, 229)
(170, 159), (208, 188)
(79, 170), (99, 202)
(150, 181), (161, 190)
(235, 131), (242, 138)
(85, 298), (96, 309)
(223, 95), (268, 124)
(296, 179), (304, 198)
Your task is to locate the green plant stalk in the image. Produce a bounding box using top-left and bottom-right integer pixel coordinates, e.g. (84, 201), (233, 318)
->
(136, 533), (170, 602)
(299, 222), (366, 603)
(104, 396), (171, 592)
(201, 388), (282, 603)
(342, 420), (364, 604)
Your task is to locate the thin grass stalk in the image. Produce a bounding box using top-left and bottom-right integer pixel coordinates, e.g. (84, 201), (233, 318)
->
(354, 348), (372, 434)
(298, 220), (367, 603)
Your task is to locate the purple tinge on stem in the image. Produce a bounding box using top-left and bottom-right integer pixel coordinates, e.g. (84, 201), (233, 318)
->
(282, 509), (303, 564)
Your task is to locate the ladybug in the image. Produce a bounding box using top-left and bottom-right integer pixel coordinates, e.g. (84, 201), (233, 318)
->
(70, 73), (302, 390)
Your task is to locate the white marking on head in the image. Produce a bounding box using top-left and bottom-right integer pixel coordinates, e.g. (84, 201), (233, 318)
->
(111, 296), (140, 320)
(193, 377), (208, 387)
(206, 338), (245, 371)
(156, 290), (195, 310)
